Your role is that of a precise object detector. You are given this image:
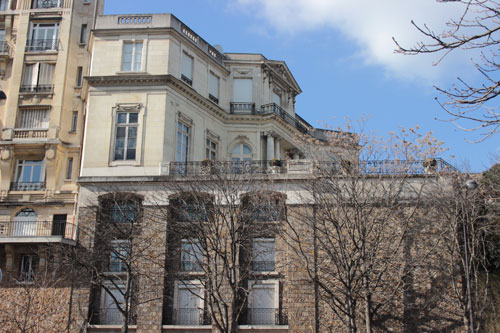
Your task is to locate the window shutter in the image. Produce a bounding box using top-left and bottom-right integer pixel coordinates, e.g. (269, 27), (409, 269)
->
(182, 53), (193, 79)
(209, 73), (219, 98)
(233, 78), (252, 102)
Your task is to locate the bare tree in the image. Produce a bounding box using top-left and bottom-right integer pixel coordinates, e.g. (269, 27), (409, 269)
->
(393, 0), (500, 141)
(284, 126), (460, 332)
(155, 164), (285, 333)
(0, 245), (73, 333)
(69, 191), (164, 333)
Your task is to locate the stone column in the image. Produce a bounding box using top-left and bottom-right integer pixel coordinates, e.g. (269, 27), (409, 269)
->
(267, 135), (275, 161)
(274, 138), (281, 160)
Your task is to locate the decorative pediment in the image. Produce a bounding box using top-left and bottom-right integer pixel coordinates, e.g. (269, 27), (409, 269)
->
(263, 61), (302, 96)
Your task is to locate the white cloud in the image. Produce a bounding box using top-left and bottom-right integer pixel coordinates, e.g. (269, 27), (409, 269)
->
(234, 0), (469, 82)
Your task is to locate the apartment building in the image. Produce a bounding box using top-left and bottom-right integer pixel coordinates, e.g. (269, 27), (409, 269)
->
(0, 0), (102, 325)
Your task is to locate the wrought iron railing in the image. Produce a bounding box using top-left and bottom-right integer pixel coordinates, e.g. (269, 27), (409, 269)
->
(10, 182), (45, 191)
(25, 39), (59, 52)
(260, 103), (311, 134)
(32, 0), (62, 8)
(0, 220), (75, 239)
(240, 308), (288, 325)
(91, 306), (136, 325)
(20, 84), (54, 93)
(251, 261), (275, 272)
(169, 160), (286, 176)
(181, 74), (193, 86)
(230, 102), (256, 114)
(172, 308), (210, 325)
(208, 94), (219, 104)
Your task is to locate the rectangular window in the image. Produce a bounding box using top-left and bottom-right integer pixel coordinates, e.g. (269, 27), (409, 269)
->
(101, 286), (125, 325)
(252, 238), (275, 272)
(248, 281), (279, 325)
(52, 214), (67, 236)
(21, 63), (55, 92)
(175, 282), (204, 325)
(209, 73), (219, 103)
(233, 78), (253, 102)
(181, 53), (193, 85)
(66, 158), (73, 180)
(0, 0), (7, 11)
(181, 239), (202, 272)
(205, 138), (217, 161)
(121, 41), (143, 72)
(176, 121), (190, 162)
(76, 66), (83, 86)
(27, 23), (59, 51)
(20, 255), (37, 282)
(32, 0), (62, 9)
(114, 112), (138, 161)
(79, 24), (87, 43)
(71, 111), (78, 132)
(110, 202), (138, 223)
(272, 91), (281, 107)
(16, 160), (45, 185)
(17, 108), (49, 129)
(0, 30), (6, 53)
(109, 240), (130, 273)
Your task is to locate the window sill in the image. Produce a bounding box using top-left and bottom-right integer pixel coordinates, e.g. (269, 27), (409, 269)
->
(78, 43), (86, 47)
(115, 71), (147, 75)
(68, 130), (77, 134)
(110, 160), (140, 167)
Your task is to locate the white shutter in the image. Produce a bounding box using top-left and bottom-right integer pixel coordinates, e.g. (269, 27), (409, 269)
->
(133, 42), (143, 71)
(209, 73), (219, 98)
(18, 109), (49, 129)
(22, 64), (38, 86)
(38, 63), (54, 86)
(233, 78), (252, 102)
(182, 53), (193, 79)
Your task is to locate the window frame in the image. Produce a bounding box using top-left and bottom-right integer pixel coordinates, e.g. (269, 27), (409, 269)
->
(205, 138), (217, 161)
(21, 62), (55, 93)
(16, 107), (50, 129)
(109, 240), (130, 273)
(109, 104), (143, 166)
(76, 66), (83, 87)
(15, 159), (46, 185)
(79, 24), (87, 44)
(27, 22), (59, 52)
(176, 121), (190, 163)
(181, 52), (194, 86)
(208, 72), (219, 104)
(252, 238), (276, 272)
(180, 239), (203, 272)
(173, 280), (204, 325)
(19, 254), (37, 283)
(121, 41), (143, 72)
(113, 111), (138, 162)
(71, 111), (78, 132)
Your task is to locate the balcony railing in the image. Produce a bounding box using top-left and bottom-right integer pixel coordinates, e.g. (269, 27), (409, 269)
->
(181, 74), (193, 86)
(20, 85), (54, 93)
(240, 308), (288, 326)
(13, 129), (48, 139)
(0, 220), (76, 240)
(172, 308), (210, 325)
(260, 103), (310, 134)
(251, 261), (275, 272)
(32, 0), (62, 8)
(25, 39), (59, 52)
(230, 102), (256, 114)
(169, 160), (285, 176)
(0, 41), (9, 53)
(10, 182), (45, 191)
(92, 307), (137, 325)
(208, 94), (219, 104)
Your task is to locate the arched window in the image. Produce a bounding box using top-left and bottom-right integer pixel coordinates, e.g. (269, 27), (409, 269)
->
(231, 143), (252, 162)
(13, 208), (37, 236)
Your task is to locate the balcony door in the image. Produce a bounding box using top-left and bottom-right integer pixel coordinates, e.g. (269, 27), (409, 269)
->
(13, 209), (37, 236)
(101, 286), (125, 325)
(29, 23), (59, 51)
(176, 283), (203, 325)
(249, 281), (278, 325)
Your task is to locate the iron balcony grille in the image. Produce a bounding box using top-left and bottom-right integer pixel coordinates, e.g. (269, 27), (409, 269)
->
(260, 103), (310, 134)
(32, 0), (62, 8)
(20, 85), (54, 93)
(181, 74), (193, 86)
(92, 307), (136, 325)
(170, 160), (286, 176)
(230, 102), (256, 114)
(240, 308), (288, 326)
(0, 220), (75, 239)
(172, 308), (210, 325)
(208, 94), (219, 104)
(10, 182), (45, 191)
(25, 39), (59, 52)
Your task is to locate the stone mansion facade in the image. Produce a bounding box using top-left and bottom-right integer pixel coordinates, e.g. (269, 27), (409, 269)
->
(0, 2), (465, 333)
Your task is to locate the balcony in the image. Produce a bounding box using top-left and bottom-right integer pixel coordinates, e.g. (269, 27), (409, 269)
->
(169, 160), (284, 176)
(166, 159), (458, 177)
(240, 308), (288, 326)
(20, 85), (54, 94)
(208, 93), (219, 104)
(260, 103), (310, 134)
(31, 0), (62, 9)
(13, 129), (48, 139)
(10, 182), (45, 191)
(91, 308), (136, 326)
(181, 74), (193, 86)
(0, 220), (77, 243)
(171, 308), (210, 325)
(25, 39), (59, 52)
(230, 102), (256, 114)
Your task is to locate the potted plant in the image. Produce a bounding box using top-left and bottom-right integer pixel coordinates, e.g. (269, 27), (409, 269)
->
(270, 158), (282, 167)
(201, 159), (213, 174)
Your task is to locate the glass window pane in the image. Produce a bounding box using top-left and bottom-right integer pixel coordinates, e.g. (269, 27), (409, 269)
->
(232, 145), (240, 155)
(126, 149), (136, 160)
(32, 165), (42, 182)
(117, 113), (127, 124)
(243, 145), (252, 154)
(129, 112), (138, 123)
(22, 165), (32, 182)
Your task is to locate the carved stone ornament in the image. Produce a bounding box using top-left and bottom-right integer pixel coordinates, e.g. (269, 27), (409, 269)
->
(116, 103), (143, 112)
(45, 148), (56, 160)
(0, 148), (11, 161)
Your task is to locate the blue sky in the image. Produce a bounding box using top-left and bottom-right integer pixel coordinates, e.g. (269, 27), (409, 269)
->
(104, 0), (499, 172)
